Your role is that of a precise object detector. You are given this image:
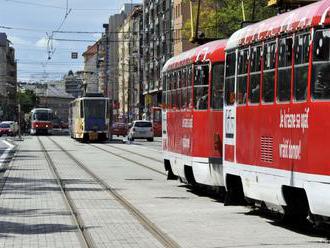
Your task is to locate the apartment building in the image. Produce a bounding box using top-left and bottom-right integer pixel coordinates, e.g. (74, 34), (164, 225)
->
(0, 33), (17, 121)
(173, 0), (197, 56)
(143, 0), (172, 111)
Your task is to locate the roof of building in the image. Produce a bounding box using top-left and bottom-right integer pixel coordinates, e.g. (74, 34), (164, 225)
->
(20, 83), (74, 99)
(82, 42), (98, 57)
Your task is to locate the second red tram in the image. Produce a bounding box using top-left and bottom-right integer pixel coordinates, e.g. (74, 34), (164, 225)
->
(223, 0), (330, 219)
(30, 108), (53, 135)
(162, 40), (226, 187)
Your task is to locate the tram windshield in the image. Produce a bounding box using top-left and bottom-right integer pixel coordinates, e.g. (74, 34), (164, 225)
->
(33, 112), (52, 121)
(84, 99), (105, 119)
(312, 29), (330, 99)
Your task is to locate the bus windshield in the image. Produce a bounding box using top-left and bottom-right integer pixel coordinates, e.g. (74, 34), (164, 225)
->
(84, 99), (105, 119)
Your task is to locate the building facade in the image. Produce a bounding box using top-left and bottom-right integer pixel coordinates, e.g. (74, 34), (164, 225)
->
(0, 33), (17, 121)
(143, 0), (173, 112)
(118, 6), (144, 122)
(105, 4), (137, 119)
(173, 0), (197, 56)
(63, 70), (83, 98)
(82, 43), (99, 95)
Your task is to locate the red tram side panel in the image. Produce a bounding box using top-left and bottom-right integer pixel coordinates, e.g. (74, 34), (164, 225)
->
(162, 40), (226, 187)
(224, 0), (330, 219)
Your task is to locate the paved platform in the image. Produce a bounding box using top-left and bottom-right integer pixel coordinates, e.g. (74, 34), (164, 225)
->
(0, 136), (329, 248)
(0, 137), (82, 248)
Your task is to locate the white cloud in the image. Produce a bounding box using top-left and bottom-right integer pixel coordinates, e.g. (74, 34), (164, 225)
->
(35, 37), (50, 48)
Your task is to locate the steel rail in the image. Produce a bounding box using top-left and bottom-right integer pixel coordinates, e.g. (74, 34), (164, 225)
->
(105, 143), (163, 163)
(89, 143), (166, 176)
(37, 136), (94, 248)
(47, 136), (180, 248)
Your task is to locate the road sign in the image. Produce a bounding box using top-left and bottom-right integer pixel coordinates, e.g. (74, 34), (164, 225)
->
(71, 52), (78, 59)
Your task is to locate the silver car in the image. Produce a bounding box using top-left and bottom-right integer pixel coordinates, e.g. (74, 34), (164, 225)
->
(127, 120), (154, 142)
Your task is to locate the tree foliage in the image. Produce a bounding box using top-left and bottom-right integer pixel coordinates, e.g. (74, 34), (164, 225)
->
(18, 89), (39, 113)
(183, 0), (276, 40)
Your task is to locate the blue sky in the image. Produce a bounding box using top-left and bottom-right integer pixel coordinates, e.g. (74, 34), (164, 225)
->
(0, 0), (141, 81)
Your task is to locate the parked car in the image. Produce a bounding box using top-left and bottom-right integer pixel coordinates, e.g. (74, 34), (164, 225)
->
(112, 122), (128, 136)
(127, 120), (154, 141)
(0, 121), (18, 136)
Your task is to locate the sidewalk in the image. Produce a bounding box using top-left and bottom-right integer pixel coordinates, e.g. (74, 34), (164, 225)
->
(0, 137), (82, 248)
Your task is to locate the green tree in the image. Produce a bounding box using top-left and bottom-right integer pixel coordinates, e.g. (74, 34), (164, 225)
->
(18, 89), (39, 114)
(183, 0), (276, 40)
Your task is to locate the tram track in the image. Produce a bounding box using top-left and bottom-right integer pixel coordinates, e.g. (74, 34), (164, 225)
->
(105, 143), (163, 164)
(46, 136), (180, 248)
(89, 143), (166, 176)
(37, 136), (93, 248)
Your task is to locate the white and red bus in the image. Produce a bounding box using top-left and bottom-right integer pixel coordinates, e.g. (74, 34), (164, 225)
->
(223, 0), (330, 220)
(162, 40), (226, 187)
(30, 108), (54, 135)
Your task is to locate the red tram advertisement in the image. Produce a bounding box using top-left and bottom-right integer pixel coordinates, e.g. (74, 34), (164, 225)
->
(223, 0), (330, 221)
(162, 40), (226, 187)
(30, 108), (54, 135)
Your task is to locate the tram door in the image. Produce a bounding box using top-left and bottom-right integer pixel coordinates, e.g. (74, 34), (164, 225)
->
(223, 51), (237, 163)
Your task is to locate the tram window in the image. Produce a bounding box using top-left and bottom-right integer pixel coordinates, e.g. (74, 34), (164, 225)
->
(294, 33), (310, 101)
(177, 71), (181, 89)
(187, 87), (192, 108)
(194, 64), (209, 86)
(238, 49), (249, 74)
(264, 42), (276, 70)
(251, 46), (261, 72)
(225, 51), (236, 106)
(194, 64), (209, 110)
(194, 86), (208, 110)
(249, 46), (262, 104)
(237, 77), (247, 104)
(182, 88), (187, 109)
(163, 74), (167, 91)
(84, 100), (105, 119)
(187, 66), (192, 86)
(174, 72), (178, 89)
(312, 29), (330, 100)
(80, 102), (83, 118)
(226, 52), (236, 77)
(278, 37), (293, 102)
(182, 69), (187, 87)
(262, 42), (276, 103)
(237, 49), (249, 105)
(211, 63), (224, 110)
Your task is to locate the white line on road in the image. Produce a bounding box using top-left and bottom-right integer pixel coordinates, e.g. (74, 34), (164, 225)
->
(0, 140), (15, 167)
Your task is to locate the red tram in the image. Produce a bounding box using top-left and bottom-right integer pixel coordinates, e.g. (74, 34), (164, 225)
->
(162, 40), (226, 187)
(223, 0), (330, 220)
(30, 108), (53, 135)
